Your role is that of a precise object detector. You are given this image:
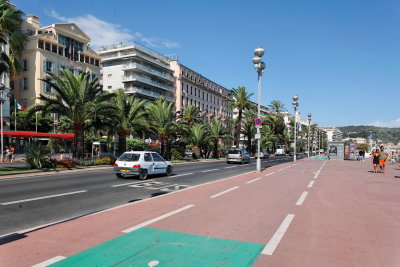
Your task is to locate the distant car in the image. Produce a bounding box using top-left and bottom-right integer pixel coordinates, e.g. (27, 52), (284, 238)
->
(255, 149), (269, 159)
(184, 149), (193, 158)
(275, 148), (285, 156)
(226, 149), (250, 164)
(114, 151), (173, 179)
(218, 150), (228, 157)
(289, 150), (295, 156)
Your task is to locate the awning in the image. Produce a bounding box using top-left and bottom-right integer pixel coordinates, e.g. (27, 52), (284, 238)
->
(0, 131), (74, 140)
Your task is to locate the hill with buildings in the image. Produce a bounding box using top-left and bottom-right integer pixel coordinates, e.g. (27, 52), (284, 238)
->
(339, 126), (400, 144)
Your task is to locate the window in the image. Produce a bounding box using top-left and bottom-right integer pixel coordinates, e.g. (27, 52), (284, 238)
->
(202, 91), (204, 100)
(26, 29), (35, 36)
(107, 74), (112, 78)
(59, 65), (66, 74)
(23, 59), (28, 71)
(118, 153), (140, 162)
(44, 60), (54, 72)
(151, 153), (164, 162)
(69, 67), (75, 75)
(144, 153), (153, 162)
(194, 100), (197, 107)
(194, 88), (196, 97)
(20, 77), (28, 90)
(43, 80), (52, 93)
(181, 82), (184, 91)
(38, 40), (44, 49)
(108, 86), (112, 89)
(190, 86), (192, 95)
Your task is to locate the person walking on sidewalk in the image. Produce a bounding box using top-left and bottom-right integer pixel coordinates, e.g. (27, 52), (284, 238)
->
(372, 149), (380, 173)
(379, 146), (388, 174)
(10, 146), (15, 162)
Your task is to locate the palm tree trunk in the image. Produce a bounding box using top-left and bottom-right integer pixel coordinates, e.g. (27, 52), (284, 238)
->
(247, 137), (252, 154)
(73, 123), (85, 159)
(235, 109), (243, 148)
(213, 140), (219, 159)
(118, 132), (127, 156)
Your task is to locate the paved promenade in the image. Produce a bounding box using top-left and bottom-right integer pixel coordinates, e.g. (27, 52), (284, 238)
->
(1, 158), (399, 266)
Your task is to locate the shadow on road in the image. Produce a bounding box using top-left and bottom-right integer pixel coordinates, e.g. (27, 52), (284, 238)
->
(0, 233), (27, 245)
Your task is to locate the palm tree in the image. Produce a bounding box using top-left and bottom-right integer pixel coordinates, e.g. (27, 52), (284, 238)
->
(227, 86), (255, 147)
(265, 114), (286, 151)
(242, 109), (256, 154)
(146, 97), (177, 158)
(27, 70), (116, 159)
(207, 119), (232, 158)
(188, 124), (208, 158)
(0, 0), (25, 78)
(268, 100), (286, 114)
(112, 89), (147, 155)
(177, 104), (204, 139)
(261, 125), (277, 150)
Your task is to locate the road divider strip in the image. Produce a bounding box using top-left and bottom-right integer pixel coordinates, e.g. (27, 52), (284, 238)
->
(296, 191), (309, 206)
(210, 186), (239, 199)
(1, 190), (87, 205)
(122, 204), (195, 233)
(32, 256), (66, 267)
(246, 177), (261, 184)
(262, 214), (295, 255)
(307, 180), (315, 188)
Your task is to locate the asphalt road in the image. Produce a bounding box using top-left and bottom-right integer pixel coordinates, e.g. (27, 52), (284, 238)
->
(0, 155), (304, 236)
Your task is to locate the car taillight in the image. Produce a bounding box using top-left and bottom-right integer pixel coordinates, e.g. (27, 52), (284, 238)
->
(114, 163), (118, 167)
(133, 164), (141, 168)
(239, 154), (243, 158)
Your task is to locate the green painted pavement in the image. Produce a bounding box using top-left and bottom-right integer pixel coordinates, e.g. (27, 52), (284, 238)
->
(310, 156), (327, 160)
(51, 227), (264, 267)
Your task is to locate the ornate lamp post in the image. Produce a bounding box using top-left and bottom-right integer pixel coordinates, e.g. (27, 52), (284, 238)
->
(307, 113), (312, 158)
(292, 95), (299, 162)
(252, 46), (266, 172)
(0, 83), (5, 161)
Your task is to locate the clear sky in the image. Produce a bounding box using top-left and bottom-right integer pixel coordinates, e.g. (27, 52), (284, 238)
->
(13, 0), (400, 127)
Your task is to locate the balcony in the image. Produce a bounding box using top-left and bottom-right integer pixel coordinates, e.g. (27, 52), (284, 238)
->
(125, 86), (174, 102)
(122, 74), (174, 92)
(122, 63), (174, 82)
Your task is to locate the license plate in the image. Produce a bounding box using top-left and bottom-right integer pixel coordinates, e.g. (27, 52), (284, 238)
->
(121, 169), (130, 172)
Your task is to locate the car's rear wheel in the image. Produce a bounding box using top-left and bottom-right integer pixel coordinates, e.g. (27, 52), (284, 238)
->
(139, 169), (148, 180)
(116, 173), (124, 179)
(165, 166), (172, 176)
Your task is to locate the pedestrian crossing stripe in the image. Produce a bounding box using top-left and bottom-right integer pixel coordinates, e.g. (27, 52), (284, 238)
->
(50, 227), (264, 267)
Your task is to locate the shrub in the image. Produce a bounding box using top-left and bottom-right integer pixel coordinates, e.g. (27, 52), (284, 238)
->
(171, 148), (184, 160)
(55, 160), (79, 168)
(24, 142), (55, 169)
(95, 156), (116, 165)
(126, 138), (145, 151)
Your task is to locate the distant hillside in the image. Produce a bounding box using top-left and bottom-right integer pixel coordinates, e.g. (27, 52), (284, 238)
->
(339, 126), (400, 144)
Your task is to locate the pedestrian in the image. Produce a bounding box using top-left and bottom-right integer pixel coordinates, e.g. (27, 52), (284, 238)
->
(390, 151), (396, 165)
(372, 149), (380, 173)
(3, 145), (10, 162)
(379, 146), (388, 174)
(10, 146), (15, 162)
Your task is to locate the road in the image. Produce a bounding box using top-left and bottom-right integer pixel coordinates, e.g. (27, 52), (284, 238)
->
(0, 155), (303, 236)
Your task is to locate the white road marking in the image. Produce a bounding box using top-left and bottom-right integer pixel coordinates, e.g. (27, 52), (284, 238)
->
(265, 172), (275, 177)
(122, 204), (195, 233)
(210, 186), (239, 198)
(296, 191), (309, 206)
(307, 180), (315, 188)
(111, 181), (146, 187)
(314, 170), (321, 179)
(246, 177), (261, 184)
(1, 190), (87, 205)
(224, 166), (237, 169)
(262, 214), (295, 255)
(32, 256), (66, 267)
(148, 261), (160, 267)
(169, 173), (194, 178)
(277, 168), (285, 172)
(202, 169), (219, 173)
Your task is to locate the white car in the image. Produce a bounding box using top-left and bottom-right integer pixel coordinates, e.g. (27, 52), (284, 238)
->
(114, 151), (173, 179)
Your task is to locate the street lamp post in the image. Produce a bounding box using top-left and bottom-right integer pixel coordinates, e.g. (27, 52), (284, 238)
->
(252, 46), (266, 172)
(307, 113), (312, 158)
(292, 95), (299, 162)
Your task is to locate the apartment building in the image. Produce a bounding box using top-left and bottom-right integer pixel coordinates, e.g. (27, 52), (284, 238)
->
(13, 15), (100, 108)
(170, 59), (231, 123)
(99, 43), (174, 102)
(322, 126), (343, 141)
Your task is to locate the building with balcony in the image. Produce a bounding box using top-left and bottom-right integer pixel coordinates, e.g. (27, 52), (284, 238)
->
(99, 43), (174, 102)
(170, 59), (232, 123)
(322, 126), (343, 141)
(13, 14), (101, 108)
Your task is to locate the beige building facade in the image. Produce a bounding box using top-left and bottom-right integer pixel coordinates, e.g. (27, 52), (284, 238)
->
(13, 15), (100, 108)
(170, 60), (231, 123)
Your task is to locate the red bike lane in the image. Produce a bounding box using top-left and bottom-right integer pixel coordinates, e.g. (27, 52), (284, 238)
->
(1, 158), (399, 266)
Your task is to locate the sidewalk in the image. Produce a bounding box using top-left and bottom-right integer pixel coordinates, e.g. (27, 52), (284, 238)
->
(1, 159), (399, 266)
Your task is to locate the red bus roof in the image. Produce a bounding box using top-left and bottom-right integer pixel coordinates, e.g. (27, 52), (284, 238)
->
(1, 131), (74, 140)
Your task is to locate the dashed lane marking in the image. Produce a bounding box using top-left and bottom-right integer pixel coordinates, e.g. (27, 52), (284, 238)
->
(262, 214), (295, 255)
(224, 166), (238, 169)
(307, 180), (315, 188)
(111, 181), (148, 188)
(265, 172), (275, 177)
(122, 204), (195, 233)
(1, 190), (87, 205)
(296, 191), (309, 206)
(32, 256), (66, 267)
(210, 186), (239, 199)
(202, 169), (219, 173)
(169, 173), (194, 178)
(314, 170), (321, 179)
(246, 177), (261, 184)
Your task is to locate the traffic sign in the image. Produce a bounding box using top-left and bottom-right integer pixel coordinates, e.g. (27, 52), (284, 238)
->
(255, 125), (262, 129)
(255, 118), (262, 125)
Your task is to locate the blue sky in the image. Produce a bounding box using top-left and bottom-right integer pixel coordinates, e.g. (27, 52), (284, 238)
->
(13, 0), (400, 127)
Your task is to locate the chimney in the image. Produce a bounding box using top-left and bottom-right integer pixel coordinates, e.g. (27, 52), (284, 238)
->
(27, 14), (40, 28)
